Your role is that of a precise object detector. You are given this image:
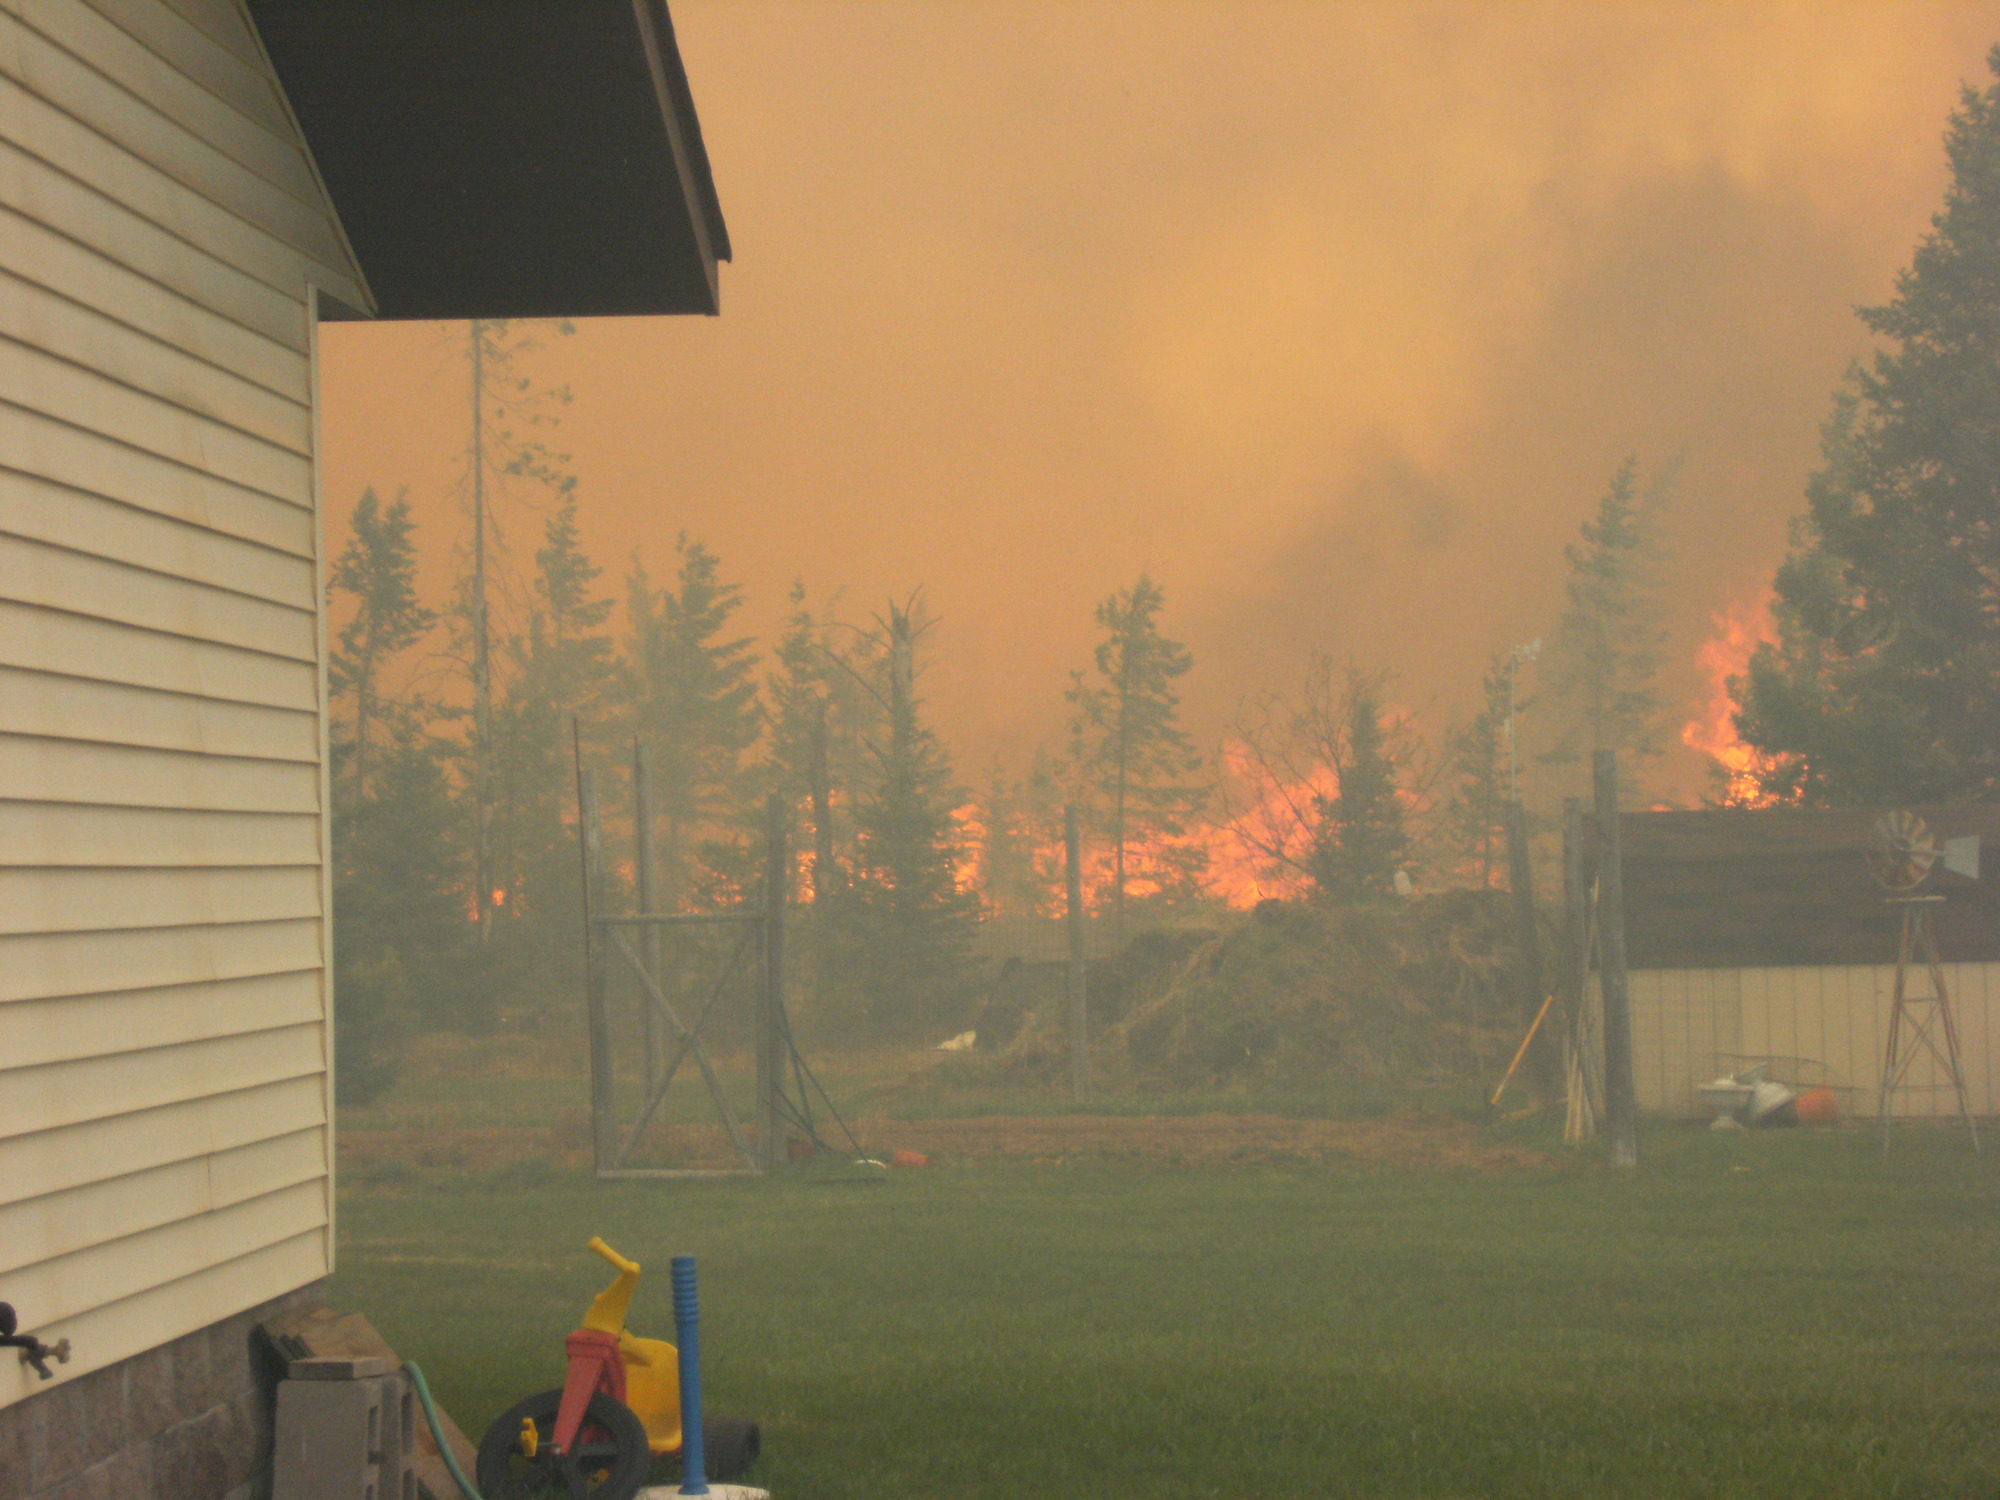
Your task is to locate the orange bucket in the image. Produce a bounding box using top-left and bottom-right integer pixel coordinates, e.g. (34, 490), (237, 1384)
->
(1794, 1086), (1840, 1126)
(891, 1148), (930, 1169)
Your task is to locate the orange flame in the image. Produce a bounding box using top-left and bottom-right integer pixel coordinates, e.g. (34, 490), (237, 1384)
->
(1205, 741), (1341, 907)
(1682, 598), (1782, 807)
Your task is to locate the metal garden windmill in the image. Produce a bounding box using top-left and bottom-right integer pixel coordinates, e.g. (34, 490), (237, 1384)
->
(1870, 811), (1980, 1152)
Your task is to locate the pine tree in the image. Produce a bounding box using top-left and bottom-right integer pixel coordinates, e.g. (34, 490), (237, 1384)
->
(1738, 50), (2000, 804)
(1066, 574), (1205, 939)
(1223, 655), (1427, 901)
(333, 715), (472, 1093)
(842, 594), (978, 1028)
(1543, 458), (1675, 799)
(1309, 663), (1412, 901)
(328, 488), (433, 800)
(766, 583), (886, 903)
(1442, 653), (1511, 887)
(972, 761), (1050, 917)
(486, 497), (616, 1012)
(625, 535), (763, 905)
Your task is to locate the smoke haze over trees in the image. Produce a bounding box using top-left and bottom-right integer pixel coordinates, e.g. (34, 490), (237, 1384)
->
(319, 16), (2000, 1092)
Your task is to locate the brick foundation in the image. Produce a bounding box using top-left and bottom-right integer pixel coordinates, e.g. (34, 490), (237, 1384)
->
(0, 1282), (328, 1500)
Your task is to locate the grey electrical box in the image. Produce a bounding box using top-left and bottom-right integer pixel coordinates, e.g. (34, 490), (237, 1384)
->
(273, 1357), (416, 1500)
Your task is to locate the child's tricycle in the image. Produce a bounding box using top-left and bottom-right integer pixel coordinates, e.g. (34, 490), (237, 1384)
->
(475, 1238), (760, 1499)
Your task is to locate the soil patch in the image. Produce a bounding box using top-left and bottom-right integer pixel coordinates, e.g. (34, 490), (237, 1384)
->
(339, 1110), (1554, 1176)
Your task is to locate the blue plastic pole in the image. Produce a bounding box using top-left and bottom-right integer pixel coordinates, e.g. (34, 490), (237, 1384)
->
(672, 1254), (708, 1495)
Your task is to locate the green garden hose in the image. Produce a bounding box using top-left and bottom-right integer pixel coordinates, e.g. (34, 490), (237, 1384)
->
(403, 1361), (484, 1500)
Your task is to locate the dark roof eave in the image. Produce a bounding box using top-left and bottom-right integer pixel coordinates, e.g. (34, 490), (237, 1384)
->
(249, 0), (729, 322)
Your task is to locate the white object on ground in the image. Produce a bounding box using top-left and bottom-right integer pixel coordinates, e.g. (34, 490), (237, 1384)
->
(641, 1487), (771, 1500)
(1695, 1078), (1755, 1120)
(935, 1030), (977, 1051)
(1746, 1078), (1796, 1124)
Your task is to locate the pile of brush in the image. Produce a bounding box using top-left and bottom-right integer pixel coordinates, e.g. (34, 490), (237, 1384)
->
(957, 890), (1530, 1092)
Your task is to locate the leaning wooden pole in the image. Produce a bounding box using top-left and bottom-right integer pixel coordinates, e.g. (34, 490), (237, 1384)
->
(576, 733), (616, 1175)
(1594, 751), (1638, 1168)
(757, 793), (786, 1171)
(1065, 804), (1088, 1103)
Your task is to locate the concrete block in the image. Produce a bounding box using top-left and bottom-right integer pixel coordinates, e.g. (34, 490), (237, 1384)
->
(272, 1371), (411, 1500)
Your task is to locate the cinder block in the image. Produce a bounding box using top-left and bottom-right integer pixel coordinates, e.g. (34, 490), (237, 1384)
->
(272, 1371), (411, 1500)
(289, 1358), (392, 1381)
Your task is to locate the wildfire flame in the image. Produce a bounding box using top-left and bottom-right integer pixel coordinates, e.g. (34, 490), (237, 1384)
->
(1682, 597), (1782, 807)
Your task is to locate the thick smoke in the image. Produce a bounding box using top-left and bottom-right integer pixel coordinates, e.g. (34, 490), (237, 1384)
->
(320, 2), (2000, 803)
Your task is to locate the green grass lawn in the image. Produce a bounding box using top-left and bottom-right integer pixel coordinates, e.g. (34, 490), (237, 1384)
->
(331, 1124), (2000, 1499)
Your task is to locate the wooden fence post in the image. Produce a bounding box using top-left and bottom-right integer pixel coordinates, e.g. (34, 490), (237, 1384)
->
(1065, 804), (1088, 1103)
(1504, 797), (1559, 1103)
(1594, 751), (1638, 1168)
(578, 762), (616, 1175)
(634, 739), (662, 1091)
(758, 793), (786, 1170)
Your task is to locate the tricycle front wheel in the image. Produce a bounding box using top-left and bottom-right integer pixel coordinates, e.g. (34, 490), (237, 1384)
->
(476, 1388), (651, 1500)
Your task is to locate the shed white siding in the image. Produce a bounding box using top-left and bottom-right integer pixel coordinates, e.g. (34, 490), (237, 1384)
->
(1630, 963), (2000, 1120)
(0, 0), (364, 1409)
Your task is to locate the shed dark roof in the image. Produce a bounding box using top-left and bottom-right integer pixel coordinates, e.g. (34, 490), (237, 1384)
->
(248, 0), (729, 321)
(1588, 807), (2000, 968)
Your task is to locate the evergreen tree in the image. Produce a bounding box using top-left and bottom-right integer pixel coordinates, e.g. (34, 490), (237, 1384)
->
(1309, 663), (1412, 901)
(327, 488), (433, 800)
(1543, 458), (1675, 798)
(1442, 653), (1511, 887)
(843, 594), (978, 1027)
(625, 535), (763, 905)
(487, 496), (616, 1013)
(972, 761), (1051, 917)
(1223, 655), (1426, 901)
(1739, 51), (2000, 804)
(1066, 574), (1205, 938)
(766, 583), (884, 904)
(333, 715), (472, 1094)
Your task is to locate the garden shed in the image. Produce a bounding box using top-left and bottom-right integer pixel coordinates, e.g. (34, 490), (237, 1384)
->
(0, 2), (726, 1495)
(1611, 807), (2000, 1120)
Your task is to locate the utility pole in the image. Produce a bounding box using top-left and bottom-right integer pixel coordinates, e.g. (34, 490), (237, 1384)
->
(470, 318), (494, 946)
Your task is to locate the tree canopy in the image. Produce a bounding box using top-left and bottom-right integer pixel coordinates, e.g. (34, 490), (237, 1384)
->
(1067, 574), (1205, 932)
(1738, 49), (2000, 805)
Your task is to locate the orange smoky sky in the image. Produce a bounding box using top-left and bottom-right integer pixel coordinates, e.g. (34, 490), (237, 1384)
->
(318, 2), (2000, 804)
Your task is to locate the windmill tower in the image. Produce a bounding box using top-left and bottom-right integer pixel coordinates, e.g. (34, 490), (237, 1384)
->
(1870, 811), (1980, 1152)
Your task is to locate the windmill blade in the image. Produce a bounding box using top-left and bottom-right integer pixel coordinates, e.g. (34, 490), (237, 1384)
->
(1869, 810), (1937, 891)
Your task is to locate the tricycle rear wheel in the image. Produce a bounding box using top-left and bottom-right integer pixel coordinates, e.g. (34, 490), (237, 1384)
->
(476, 1388), (651, 1500)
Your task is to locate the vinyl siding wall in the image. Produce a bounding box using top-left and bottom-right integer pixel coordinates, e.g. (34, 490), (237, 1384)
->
(1630, 963), (2000, 1120)
(0, 0), (364, 1410)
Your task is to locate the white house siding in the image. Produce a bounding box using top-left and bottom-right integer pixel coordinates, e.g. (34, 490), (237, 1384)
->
(0, 0), (366, 1409)
(1630, 963), (2000, 1120)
